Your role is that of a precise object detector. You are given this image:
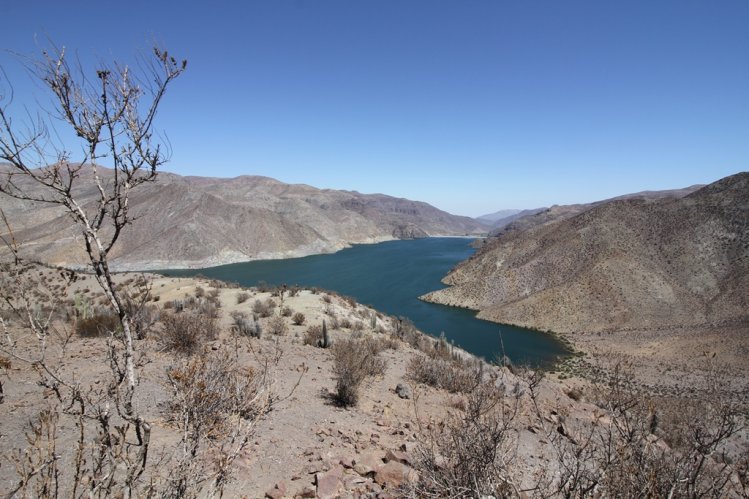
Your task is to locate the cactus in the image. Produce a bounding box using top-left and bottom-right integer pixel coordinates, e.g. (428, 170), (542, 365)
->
(317, 319), (332, 348)
(369, 311), (377, 330)
(74, 293), (92, 319)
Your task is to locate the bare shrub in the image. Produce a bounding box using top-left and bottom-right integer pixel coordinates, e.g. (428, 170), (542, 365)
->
(160, 312), (218, 355)
(252, 299), (274, 318)
(292, 312), (306, 326)
(407, 354), (482, 393)
(331, 337), (387, 407)
(339, 317), (352, 329)
(267, 316), (288, 336)
(529, 360), (749, 498)
(303, 325), (323, 346)
(412, 374), (521, 497)
(236, 291), (250, 304)
(164, 347), (267, 494)
(76, 307), (121, 337)
(322, 294), (332, 304)
(280, 306), (292, 317)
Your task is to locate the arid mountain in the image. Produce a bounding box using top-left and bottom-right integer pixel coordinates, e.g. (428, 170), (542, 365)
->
(423, 173), (749, 335)
(489, 185), (702, 237)
(475, 208), (521, 225)
(485, 207), (546, 232)
(0, 165), (484, 270)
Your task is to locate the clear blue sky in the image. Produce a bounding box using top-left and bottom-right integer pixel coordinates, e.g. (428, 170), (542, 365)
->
(1, 1), (747, 216)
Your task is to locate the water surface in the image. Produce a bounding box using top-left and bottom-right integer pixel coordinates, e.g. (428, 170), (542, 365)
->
(161, 238), (568, 366)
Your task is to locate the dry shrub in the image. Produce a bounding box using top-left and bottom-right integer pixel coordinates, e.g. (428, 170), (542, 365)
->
(331, 337), (387, 407)
(76, 308), (121, 337)
(292, 312), (306, 326)
(412, 375), (520, 498)
(166, 349), (262, 439)
(339, 317), (352, 329)
(164, 348), (267, 494)
(373, 335), (400, 351)
(236, 291), (250, 304)
(280, 306), (292, 317)
(322, 294), (332, 304)
(406, 354), (482, 393)
(252, 299), (274, 318)
(267, 316), (288, 336)
(160, 311), (218, 355)
(303, 324), (323, 346)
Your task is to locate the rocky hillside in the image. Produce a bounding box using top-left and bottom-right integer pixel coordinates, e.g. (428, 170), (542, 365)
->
(423, 173), (749, 335)
(489, 185), (701, 237)
(0, 165), (484, 270)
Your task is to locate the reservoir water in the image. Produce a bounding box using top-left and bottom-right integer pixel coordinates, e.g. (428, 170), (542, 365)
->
(161, 238), (568, 367)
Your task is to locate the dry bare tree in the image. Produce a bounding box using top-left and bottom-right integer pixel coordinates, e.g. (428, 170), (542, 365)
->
(0, 44), (186, 497)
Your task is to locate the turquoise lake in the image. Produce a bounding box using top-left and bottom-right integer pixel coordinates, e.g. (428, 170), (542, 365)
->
(160, 238), (568, 367)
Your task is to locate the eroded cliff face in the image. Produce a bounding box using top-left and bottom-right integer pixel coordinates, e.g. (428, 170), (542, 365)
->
(0, 166), (485, 269)
(423, 173), (749, 335)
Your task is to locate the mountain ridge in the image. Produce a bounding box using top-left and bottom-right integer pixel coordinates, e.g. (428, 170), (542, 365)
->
(0, 164), (485, 270)
(423, 173), (748, 336)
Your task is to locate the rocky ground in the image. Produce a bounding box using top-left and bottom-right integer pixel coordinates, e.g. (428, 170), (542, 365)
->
(1, 266), (748, 497)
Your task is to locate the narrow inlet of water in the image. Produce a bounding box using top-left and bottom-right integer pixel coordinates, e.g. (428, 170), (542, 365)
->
(160, 238), (569, 367)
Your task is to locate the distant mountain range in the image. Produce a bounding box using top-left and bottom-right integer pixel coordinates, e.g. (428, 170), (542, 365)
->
(0, 165), (485, 270)
(475, 209), (522, 224)
(423, 173), (748, 335)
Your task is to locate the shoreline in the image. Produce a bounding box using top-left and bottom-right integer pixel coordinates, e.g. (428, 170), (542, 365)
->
(112, 234), (484, 272)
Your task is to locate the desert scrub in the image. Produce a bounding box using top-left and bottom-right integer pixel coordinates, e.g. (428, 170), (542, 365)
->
(292, 312), (306, 326)
(160, 311), (219, 355)
(166, 347), (264, 442)
(236, 291), (250, 304)
(406, 354), (482, 393)
(267, 316), (288, 336)
(332, 337), (387, 407)
(75, 308), (121, 337)
(280, 306), (292, 317)
(303, 324), (323, 346)
(252, 298), (275, 318)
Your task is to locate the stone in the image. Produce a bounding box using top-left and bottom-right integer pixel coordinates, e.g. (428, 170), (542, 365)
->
(395, 383), (412, 399)
(265, 481), (287, 499)
(384, 449), (412, 466)
(353, 450), (385, 476)
(315, 465), (343, 499)
(296, 485), (316, 498)
(374, 461), (417, 488)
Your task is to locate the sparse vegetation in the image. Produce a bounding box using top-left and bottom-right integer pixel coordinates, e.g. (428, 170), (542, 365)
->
(160, 311), (218, 355)
(331, 337), (386, 407)
(267, 316), (288, 336)
(292, 312), (306, 325)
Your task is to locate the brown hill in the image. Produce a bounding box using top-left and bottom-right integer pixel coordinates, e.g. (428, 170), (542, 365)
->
(489, 184), (701, 237)
(423, 173), (749, 336)
(0, 165), (484, 270)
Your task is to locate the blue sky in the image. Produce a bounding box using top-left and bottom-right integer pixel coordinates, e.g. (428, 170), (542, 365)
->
(1, 1), (747, 216)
